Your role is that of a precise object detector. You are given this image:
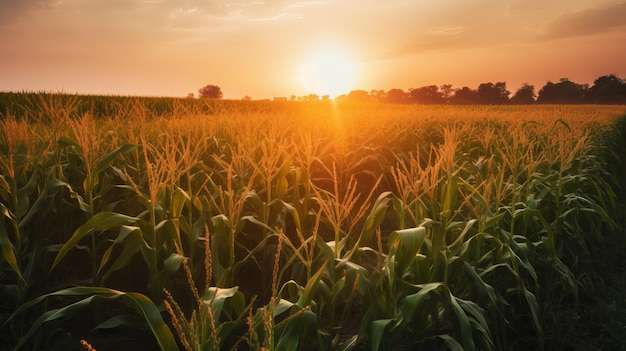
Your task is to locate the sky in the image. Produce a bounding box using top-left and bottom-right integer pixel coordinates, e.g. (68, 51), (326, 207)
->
(1, 0), (626, 99)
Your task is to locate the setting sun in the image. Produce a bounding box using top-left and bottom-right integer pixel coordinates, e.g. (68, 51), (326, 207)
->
(2, 0), (626, 349)
(299, 47), (358, 98)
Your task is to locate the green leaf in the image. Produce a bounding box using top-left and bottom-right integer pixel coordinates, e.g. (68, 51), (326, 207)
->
(297, 262), (327, 308)
(170, 186), (190, 219)
(7, 286), (177, 351)
(0, 211), (25, 283)
(88, 144), (137, 191)
(275, 309), (318, 351)
(13, 295), (99, 350)
(387, 227), (427, 287)
(51, 212), (138, 271)
(437, 335), (465, 351)
(447, 293), (475, 351)
(202, 286), (239, 319)
(16, 162), (39, 219)
(149, 253), (184, 298)
(93, 314), (145, 330)
(522, 284), (543, 337)
(99, 226), (143, 284)
(370, 319), (394, 351)
(281, 200), (302, 233)
(440, 175), (459, 219)
(121, 291), (178, 351)
(20, 177), (69, 227)
(358, 191), (392, 246)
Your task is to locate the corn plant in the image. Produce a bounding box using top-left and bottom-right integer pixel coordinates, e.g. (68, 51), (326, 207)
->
(2, 93), (626, 351)
(5, 286), (178, 351)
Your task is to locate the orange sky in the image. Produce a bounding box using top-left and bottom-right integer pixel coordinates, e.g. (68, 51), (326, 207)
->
(1, 1), (625, 99)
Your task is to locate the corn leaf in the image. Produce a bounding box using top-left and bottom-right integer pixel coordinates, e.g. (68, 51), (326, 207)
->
(51, 211), (138, 271)
(7, 286), (177, 351)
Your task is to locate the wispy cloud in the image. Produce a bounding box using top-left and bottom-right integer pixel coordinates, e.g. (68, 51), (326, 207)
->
(538, 1), (626, 39)
(0, 0), (61, 21)
(428, 25), (464, 36)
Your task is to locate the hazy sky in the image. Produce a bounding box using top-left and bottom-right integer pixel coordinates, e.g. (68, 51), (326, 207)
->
(1, 0), (625, 99)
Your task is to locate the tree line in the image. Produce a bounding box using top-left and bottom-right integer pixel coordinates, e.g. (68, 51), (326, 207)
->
(198, 74), (626, 104)
(335, 74), (626, 105)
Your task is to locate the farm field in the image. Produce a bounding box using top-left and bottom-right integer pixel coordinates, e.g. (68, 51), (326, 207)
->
(1, 94), (626, 350)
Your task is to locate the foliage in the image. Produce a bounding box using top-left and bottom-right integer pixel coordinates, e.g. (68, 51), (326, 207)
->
(1, 94), (625, 350)
(198, 85), (223, 99)
(335, 73), (626, 105)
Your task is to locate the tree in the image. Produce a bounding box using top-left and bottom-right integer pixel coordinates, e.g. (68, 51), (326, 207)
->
(477, 82), (510, 104)
(536, 78), (588, 104)
(385, 88), (409, 104)
(346, 90), (374, 102)
(510, 84), (535, 104)
(370, 90), (387, 102)
(299, 94), (320, 102)
(451, 86), (478, 104)
(198, 84), (223, 99)
(588, 74), (626, 104)
(440, 84), (454, 103)
(409, 85), (444, 104)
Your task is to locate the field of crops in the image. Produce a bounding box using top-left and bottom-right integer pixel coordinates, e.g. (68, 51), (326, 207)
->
(1, 94), (626, 351)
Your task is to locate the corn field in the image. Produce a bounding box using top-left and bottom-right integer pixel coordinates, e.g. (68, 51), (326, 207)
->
(1, 93), (626, 350)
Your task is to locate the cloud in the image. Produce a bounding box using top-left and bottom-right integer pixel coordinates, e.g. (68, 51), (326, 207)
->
(538, 2), (626, 39)
(140, 0), (325, 22)
(0, 0), (60, 22)
(428, 25), (464, 36)
(368, 0), (626, 61)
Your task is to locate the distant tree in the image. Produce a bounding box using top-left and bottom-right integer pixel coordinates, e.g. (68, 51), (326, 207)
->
(409, 85), (444, 104)
(300, 94), (320, 102)
(385, 88), (409, 104)
(370, 90), (387, 102)
(588, 74), (626, 104)
(346, 90), (374, 102)
(242, 95), (252, 101)
(198, 84), (223, 99)
(187, 92), (195, 99)
(537, 78), (588, 104)
(510, 83), (535, 104)
(440, 84), (454, 103)
(451, 86), (478, 104)
(477, 82), (510, 104)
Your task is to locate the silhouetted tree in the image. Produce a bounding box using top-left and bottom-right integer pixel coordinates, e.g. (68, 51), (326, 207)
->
(588, 74), (626, 104)
(440, 84), (454, 103)
(370, 90), (387, 102)
(347, 90), (375, 102)
(409, 85), (444, 104)
(299, 94), (320, 102)
(198, 84), (223, 99)
(385, 89), (409, 104)
(510, 83), (536, 104)
(537, 78), (588, 104)
(477, 82), (510, 104)
(451, 86), (478, 104)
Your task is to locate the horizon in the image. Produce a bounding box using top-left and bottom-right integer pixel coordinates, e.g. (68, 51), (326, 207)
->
(0, 73), (622, 101)
(1, 1), (625, 99)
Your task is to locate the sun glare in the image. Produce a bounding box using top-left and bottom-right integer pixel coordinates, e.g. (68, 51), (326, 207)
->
(299, 48), (358, 98)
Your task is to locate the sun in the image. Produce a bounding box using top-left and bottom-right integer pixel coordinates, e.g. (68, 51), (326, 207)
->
(299, 47), (358, 98)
